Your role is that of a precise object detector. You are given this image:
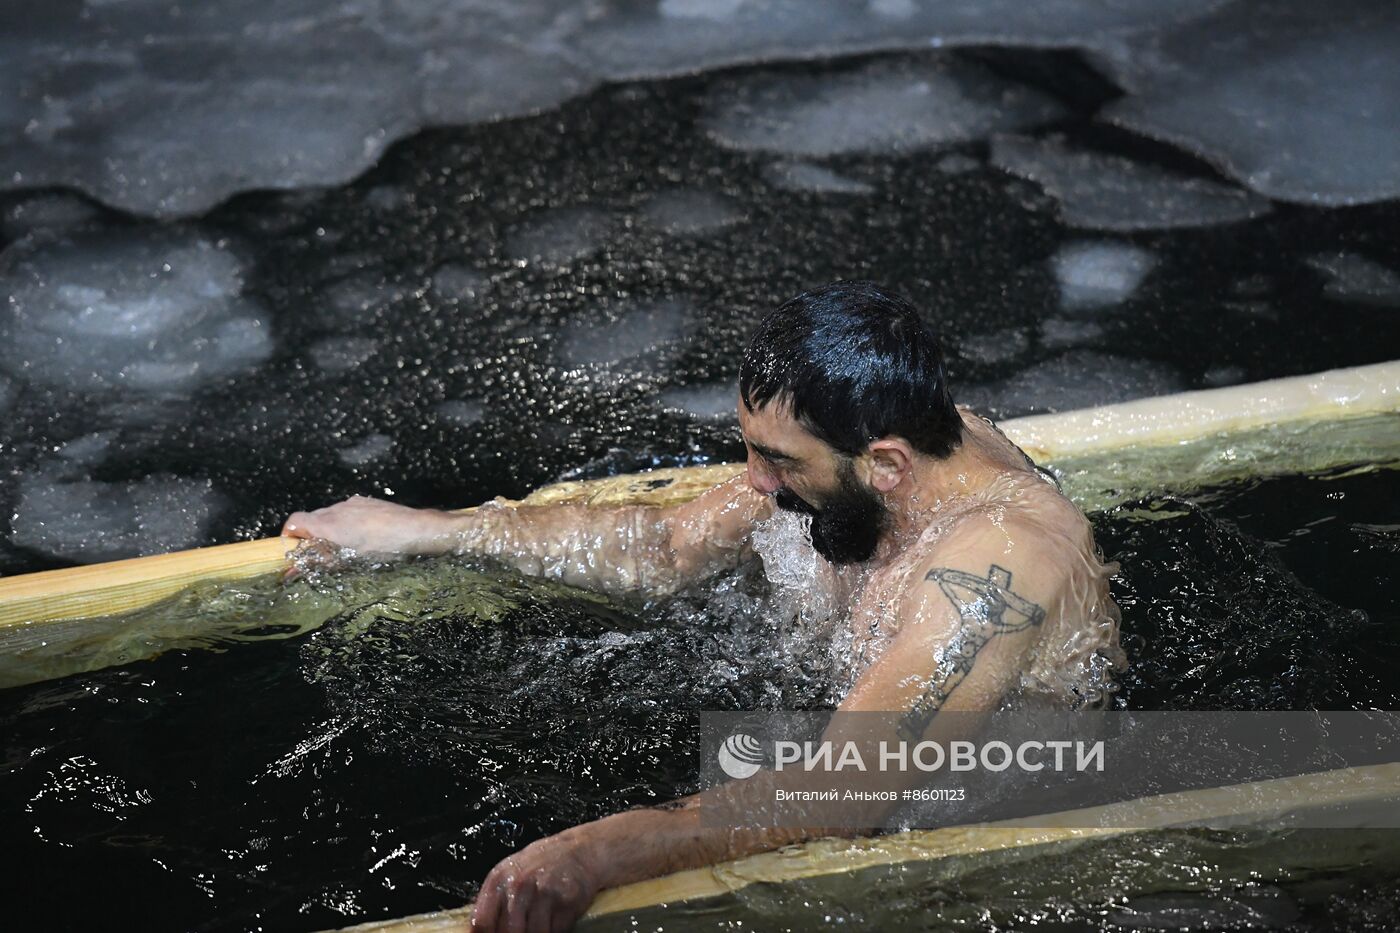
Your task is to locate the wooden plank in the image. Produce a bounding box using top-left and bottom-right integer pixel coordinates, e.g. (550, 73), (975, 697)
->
(331, 761), (1400, 932)
(1, 361), (1396, 630)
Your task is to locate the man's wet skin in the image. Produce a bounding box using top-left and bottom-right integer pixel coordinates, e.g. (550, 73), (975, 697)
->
(281, 281), (1126, 932)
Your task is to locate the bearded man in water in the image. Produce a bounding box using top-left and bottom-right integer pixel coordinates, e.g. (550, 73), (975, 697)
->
(284, 281), (1125, 932)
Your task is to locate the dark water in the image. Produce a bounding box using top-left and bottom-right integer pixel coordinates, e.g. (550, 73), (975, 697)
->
(2, 49), (1400, 576)
(1, 464), (1397, 931)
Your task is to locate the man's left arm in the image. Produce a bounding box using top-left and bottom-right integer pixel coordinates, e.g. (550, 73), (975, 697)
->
(469, 519), (1053, 932)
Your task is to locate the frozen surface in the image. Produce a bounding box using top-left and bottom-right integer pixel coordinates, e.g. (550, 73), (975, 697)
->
(763, 160), (874, 195)
(637, 189), (743, 237)
(1041, 317), (1106, 350)
(2, 1), (1386, 212)
(703, 57), (1063, 157)
(962, 350), (1186, 417)
(658, 383), (737, 421)
(1306, 253), (1400, 307)
(0, 230), (273, 393)
(430, 264), (488, 303)
(505, 208), (614, 266)
(659, 0), (748, 19)
(338, 434), (395, 468)
(1052, 241), (1156, 311)
(11, 475), (226, 564)
(568, 0), (1223, 81)
(2, 193), (102, 240)
(309, 336), (379, 373)
(557, 300), (694, 368)
(1101, 1), (1400, 206)
(958, 328), (1030, 366)
(990, 135), (1271, 230)
(436, 399), (487, 427)
(55, 431), (118, 470)
(315, 273), (408, 330)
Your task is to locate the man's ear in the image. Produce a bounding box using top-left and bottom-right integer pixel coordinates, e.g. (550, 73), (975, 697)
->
(862, 438), (914, 493)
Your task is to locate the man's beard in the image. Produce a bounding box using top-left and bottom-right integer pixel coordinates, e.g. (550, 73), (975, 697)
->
(774, 460), (887, 565)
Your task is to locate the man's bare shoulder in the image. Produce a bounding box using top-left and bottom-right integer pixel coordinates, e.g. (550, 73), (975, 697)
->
(895, 497), (1071, 630)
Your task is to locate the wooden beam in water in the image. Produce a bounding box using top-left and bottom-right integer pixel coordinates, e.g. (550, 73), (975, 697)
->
(330, 760), (1400, 932)
(0, 360), (1396, 630)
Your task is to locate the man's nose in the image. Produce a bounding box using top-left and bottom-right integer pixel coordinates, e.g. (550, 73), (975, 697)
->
(746, 456), (782, 495)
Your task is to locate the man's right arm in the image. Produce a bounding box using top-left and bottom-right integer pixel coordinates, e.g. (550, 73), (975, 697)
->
(281, 474), (768, 598)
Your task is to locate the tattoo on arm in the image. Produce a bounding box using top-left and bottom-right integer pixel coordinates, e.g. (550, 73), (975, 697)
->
(896, 564), (1045, 742)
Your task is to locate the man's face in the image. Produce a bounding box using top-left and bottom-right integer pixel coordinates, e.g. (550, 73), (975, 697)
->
(737, 396), (888, 565)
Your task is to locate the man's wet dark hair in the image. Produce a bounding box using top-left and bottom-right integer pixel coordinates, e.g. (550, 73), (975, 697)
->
(739, 281), (963, 459)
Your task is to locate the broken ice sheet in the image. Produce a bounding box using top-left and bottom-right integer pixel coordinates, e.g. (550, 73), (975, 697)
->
(1306, 253), (1400, 307)
(338, 434), (395, 468)
(436, 399), (487, 427)
(991, 134), (1271, 231)
(961, 350), (1186, 417)
(0, 229), (273, 393)
(557, 299), (695, 369)
(637, 189), (744, 236)
(1102, 0), (1400, 206)
(763, 160), (875, 195)
(430, 264), (488, 303)
(1052, 241), (1157, 311)
(957, 328), (1030, 366)
(703, 56), (1063, 158)
(309, 336), (379, 373)
(11, 474), (227, 564)
(659, 382), (738, 421)
(2, 192), (102, 240)
(504, 207), (615, 266)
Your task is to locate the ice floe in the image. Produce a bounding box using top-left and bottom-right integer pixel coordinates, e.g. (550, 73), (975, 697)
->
(11, 475), (226, 564)
(637, 189), (743, 236)
(309, 336), (379, 373)
(55, 431), (119, 470)
(763, 160), (874, 195)
(659, 0), (749, 20)
(1052, 241), (1156, 311)
(338, 434), (395, 468)
(1306, 252), (1400, 307)
(658, 383), (738, 420)
(1040, 317), (1106, 350)
(1101, 1), (1400, 206)
(557, 299), (694, 368)
(3, 0), (1377, 213)
(957, 328), (1030, 366)
(505, 207), (614, 266)
(436, 399), (487, 427)
(430, 264), (488, 303)
(704, 57), (1063, 158)
(960, 350), (1185, 417)
(990, 135), (1271, 230)
(2, 193), (101, 240)
(0, 229), (273, 393)
(569, 0), (1218, 83)
(315, 272), (410, 330)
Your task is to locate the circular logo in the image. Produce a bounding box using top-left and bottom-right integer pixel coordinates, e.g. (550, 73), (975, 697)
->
(718, 732), (764, 779)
